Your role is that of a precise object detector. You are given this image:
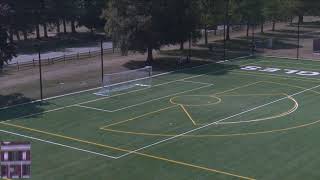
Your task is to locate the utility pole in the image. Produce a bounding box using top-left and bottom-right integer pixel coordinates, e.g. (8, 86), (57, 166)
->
(37, 44), (43, 101)
(101, 40), (104, 84)
(297, 20), (300, 60)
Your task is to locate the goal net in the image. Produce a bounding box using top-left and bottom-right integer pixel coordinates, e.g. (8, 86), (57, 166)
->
(95, 66), (152, 96)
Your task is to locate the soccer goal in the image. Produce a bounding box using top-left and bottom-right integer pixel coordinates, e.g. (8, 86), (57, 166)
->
(94, 66), (153, 96)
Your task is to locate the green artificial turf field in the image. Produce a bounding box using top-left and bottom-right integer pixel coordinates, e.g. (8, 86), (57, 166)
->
(1, 56), (320, 180)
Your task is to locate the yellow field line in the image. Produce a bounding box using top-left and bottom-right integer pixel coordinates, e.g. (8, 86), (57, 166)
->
(0, 121), (255, 180)
(179, 105), (197, 126)
(0, 121), (130, 152)
(101, 117), (320, 138)
(103, 81), (263, 129)
(138, 153), (256, 180)
(100, 105), (178, 129)
(79, 60), (257, 106)
(102, 93), (299, 137)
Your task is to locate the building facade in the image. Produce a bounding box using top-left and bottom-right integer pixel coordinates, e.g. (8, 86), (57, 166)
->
(0, 142), (31, 179)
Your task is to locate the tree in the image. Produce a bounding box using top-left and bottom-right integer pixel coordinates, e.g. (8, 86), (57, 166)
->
(291, 0), (320, 23)
(199, 0), (224, 45)
(79, 0), (107, 33)
(165, 0), (200, 50)
(263, 0), (287, 31)
(0, 3), (16, 69)
(237, 0), (264, 36)
(104, 0), (200, 63)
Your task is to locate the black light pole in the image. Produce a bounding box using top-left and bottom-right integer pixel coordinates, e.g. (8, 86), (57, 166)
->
(100, 40), (104, 84)
(223, 0), (229, 61)
(37, 44), (43, 101)
(297, 20), (301, 60)
(188, 32), (192, 62)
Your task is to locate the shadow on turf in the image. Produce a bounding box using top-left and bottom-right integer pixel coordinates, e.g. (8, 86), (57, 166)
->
(0, 93), (48, 121)
(123, 55), (245, 78)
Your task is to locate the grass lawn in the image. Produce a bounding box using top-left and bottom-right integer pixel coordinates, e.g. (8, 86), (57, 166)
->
(1, 56), (320, 180)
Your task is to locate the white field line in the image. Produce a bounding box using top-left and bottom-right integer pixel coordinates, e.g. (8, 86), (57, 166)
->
(116, 83), (320, 159)
(74, 105), (113, 112)
(217, 95), (299, 125)
(0, 55), (252, 111)
(2, 56), (255, 122)
(77, 84), (213, 113)
(0, 129), (118, 159)
(179, 80), (213, 85)
(2, 79), (212, 121)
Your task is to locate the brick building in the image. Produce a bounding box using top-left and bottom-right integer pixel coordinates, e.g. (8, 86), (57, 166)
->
(0, 142), (31, 179)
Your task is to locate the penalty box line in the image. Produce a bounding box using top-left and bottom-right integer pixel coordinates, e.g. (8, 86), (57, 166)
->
(2, 56), (257, 123)
(0, 55), (254, 112)
(75, 83), (214, 113)
(116, 83), (320, 159)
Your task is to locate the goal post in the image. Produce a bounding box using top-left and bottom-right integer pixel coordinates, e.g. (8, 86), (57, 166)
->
(94, 66), (153, 96)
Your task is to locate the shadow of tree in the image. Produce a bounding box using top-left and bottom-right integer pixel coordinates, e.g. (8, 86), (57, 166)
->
(0, 93), (47, 121)
(123, 54), (246, 79)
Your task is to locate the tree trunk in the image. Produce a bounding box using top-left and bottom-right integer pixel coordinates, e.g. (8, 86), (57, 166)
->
(36, 24), (41, 39)
(290, 16), (294, 24)
(214, 29), (217, 35)
(261, 23), (264, 33)
(71, 20), (76, 33)
(15, 31), (21, 41)
(56, 21), (61, 33)
(180, 41), (184, 50)
(246, 23), (250, 37)
(63, 19), (67, 33)
(226, 24), (230, 40)
(146, 45), (153, 64)
(272, 21), (276, 31)
(43, 23), (48, 38)
(23, 30), (28, 40)
(9, 29), (14, 42)
(204, 25), (208, 45)
(0, 60), (4, 70)
(299, 15), (304, 23)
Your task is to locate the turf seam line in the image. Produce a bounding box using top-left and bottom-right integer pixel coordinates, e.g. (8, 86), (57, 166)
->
(116, 83), (320, 159)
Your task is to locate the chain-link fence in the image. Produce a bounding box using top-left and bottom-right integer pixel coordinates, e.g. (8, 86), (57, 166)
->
(2, 14), (320, 108)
